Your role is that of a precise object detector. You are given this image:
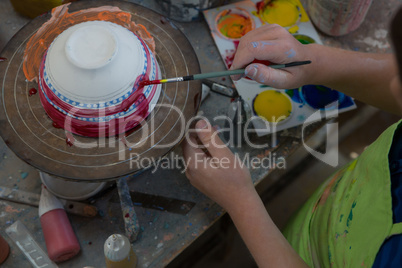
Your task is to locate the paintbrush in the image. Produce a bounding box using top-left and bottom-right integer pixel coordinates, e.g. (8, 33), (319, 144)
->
(141, 60), (311, 86)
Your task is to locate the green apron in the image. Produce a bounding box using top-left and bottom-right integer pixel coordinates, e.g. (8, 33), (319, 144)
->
(284, 120), (402, 267)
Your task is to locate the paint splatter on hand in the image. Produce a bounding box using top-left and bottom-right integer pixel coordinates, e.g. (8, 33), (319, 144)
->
(230, 24), (314, 89)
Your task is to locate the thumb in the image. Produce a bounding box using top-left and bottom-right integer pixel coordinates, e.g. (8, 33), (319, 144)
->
(245, 63), (290, 89)
(195, 120), (233, 159)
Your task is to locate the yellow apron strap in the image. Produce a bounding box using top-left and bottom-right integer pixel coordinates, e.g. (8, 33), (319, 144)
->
(390, 223), (402, 236)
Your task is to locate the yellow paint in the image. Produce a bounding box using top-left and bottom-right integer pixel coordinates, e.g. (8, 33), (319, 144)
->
(259, 0), (300, 27)
(292, 0), (309, 22)
(105, 247), (137, 268)
(253, 90), (292, 123)
(253, 0), (308, 33)
(288, 25), (299, 34)
(347, 159), (358, 172)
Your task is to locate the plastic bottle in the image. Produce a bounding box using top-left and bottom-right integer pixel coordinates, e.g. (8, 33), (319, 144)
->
(104, 234), (137, 268)
(39, 186), (80, 262)
(307, 0), (373, 36)
(0, 233), (10, 264)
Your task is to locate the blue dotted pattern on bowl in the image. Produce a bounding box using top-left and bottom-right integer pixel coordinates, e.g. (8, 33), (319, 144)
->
(40, 51), (158, 122)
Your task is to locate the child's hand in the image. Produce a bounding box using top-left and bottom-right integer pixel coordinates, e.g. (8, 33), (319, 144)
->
(231, 24), (314, 89)
(182, 119), (256, 212)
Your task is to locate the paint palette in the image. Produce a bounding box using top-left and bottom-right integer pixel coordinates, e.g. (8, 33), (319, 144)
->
(203, 0), (356, 136)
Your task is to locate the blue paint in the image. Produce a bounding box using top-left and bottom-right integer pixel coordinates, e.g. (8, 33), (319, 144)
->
(285, 89), (303, 103)
(300, 85), (344, 110)
(260, 41), (274, 47)
(252, 41), (274, 48)
(285, 48), (296, 58)
(334, 230), (349, 239)
(258, 74), (265, 83)
(152, 205), (165, 211)
(339, 95), (354, 109)
(169, 21), (178, 30)
(346, 201), (357, 227)
(297, 114), (306, 121)
(20, 172), (28, 179)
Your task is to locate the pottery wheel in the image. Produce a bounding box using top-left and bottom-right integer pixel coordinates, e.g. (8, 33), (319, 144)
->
(0, 0), (201, 181)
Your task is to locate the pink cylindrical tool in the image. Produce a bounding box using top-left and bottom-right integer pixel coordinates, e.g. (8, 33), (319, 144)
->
(39, 185), (80, 262)
(0, 233), (9, 264)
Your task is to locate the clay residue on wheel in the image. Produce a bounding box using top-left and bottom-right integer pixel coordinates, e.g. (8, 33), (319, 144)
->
(23, 3), (156, 82)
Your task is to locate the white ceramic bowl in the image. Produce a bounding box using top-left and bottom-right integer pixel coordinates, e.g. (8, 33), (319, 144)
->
(38, 20), (162, 136)
(45, 20), (150, 104)
(39, 49), (161, 122)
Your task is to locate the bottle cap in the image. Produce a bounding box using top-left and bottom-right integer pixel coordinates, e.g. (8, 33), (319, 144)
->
(39, 185), (64, 217)
(104, 234), (131, 262)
